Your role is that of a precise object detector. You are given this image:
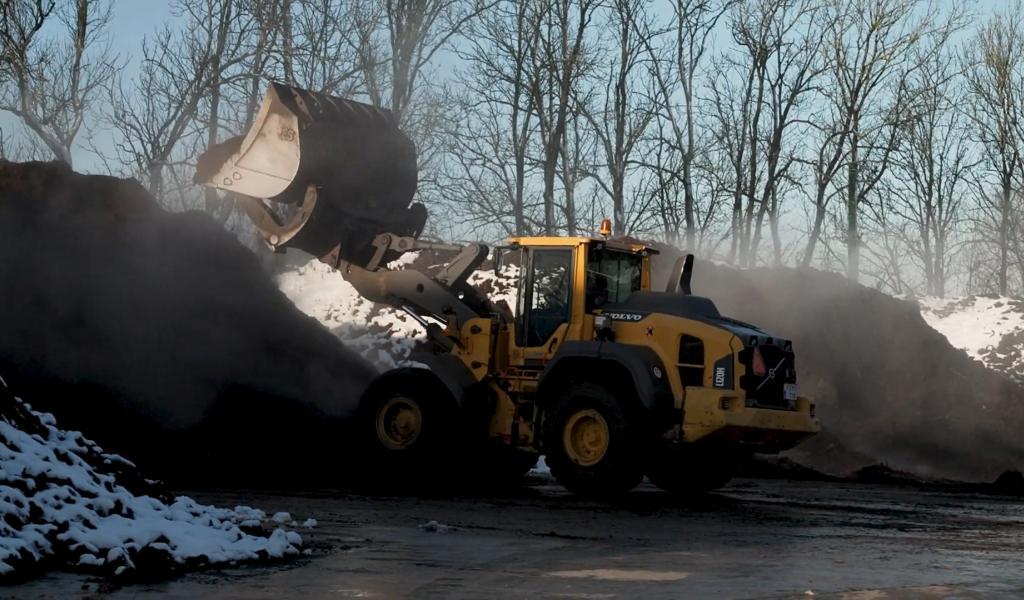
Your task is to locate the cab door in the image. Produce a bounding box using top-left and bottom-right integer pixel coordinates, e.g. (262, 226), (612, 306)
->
(513, 246), (579, 365)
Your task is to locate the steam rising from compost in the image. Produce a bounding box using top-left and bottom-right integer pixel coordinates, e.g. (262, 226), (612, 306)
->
(689, 261), (1024, 482)
(0, 161), (376, 482)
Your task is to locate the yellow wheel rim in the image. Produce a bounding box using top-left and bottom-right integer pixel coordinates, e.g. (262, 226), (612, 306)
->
(563, 409), (610, 467)
(376, 396), (422, 450)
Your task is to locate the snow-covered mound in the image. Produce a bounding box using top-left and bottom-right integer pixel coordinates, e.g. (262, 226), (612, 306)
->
(277, 255), (518, 369)
(0, 379), (303, 581)
(919, 296), (1024, 385)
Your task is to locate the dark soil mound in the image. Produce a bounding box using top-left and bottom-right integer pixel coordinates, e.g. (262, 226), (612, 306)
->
(991, 470), (1024, 495)
(851, 464), (924, 485)
(0, 161), (376, 484)
(689, 262), (1024, 482)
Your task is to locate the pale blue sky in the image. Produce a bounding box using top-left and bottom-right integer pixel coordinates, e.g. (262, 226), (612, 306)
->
(0, 0), (1011, 171)
(108, 1), (175, 64)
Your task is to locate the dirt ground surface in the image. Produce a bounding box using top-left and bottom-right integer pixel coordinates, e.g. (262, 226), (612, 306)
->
(7, 476), (1024, 599)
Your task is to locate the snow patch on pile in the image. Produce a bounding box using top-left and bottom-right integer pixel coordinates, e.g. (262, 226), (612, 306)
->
(0, 385), (303, 580)
(277, 258), (423, 368)
(277, 255), (519, 369)
(918, 296), (1024, 384)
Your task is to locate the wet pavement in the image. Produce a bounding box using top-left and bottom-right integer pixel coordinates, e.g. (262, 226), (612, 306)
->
(8, 477), (1024, 599)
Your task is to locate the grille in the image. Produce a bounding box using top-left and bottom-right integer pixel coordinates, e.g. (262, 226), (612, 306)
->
(677, 335), (705, 388)
(738, 343), (796, 410)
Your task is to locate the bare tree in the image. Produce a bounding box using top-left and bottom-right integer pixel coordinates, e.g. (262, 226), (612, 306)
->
(822, 0), (958, 282)
(527, 0), (600, 235)
(273, 0), (364, 95)
(579, 0), (656, 236)
(743, 0), (824, 266)
(557, 96), (596, 234)
(963, 3), (1024, 296)
(446, 0), (541, 237)
(0, 0), (116, 166)
(705, 0), (823, 267)
(887, 41), (973, 296)
(107, 0), (252, 205)
(235, 0), (284, 128)
(640, 0), (732, 249)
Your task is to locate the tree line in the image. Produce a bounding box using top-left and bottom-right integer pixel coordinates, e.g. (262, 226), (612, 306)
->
(2, 0), (1023, 297)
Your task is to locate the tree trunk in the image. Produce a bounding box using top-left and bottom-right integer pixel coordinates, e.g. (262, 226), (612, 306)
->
(769, 186), (782, 266)
(999, 176), (1010, 295)
(564, 182), (576, 235)
(612, 175), (624, 236)
(683, 83), (696, 249)
(801, 182), (827, 268)
(281, 0), (295, 85)
(514, 158), (526, 235)
(148, 161), (164, 202)
(543, 144), (557, 235)
(846, 135), (860, 282)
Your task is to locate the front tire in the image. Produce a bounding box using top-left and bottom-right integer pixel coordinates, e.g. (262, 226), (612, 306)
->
(356, 368), (458, 489)
(542, 382), (645, 496)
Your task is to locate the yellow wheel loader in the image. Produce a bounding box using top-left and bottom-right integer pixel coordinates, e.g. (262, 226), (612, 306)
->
(196, 84), (819, 495)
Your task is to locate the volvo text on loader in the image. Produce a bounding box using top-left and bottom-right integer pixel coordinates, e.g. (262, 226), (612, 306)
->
(195, 84), (819, 495)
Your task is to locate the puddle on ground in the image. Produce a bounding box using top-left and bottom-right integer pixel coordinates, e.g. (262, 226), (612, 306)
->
(835, 585), (956, 599)
(544, 569), (689, 582)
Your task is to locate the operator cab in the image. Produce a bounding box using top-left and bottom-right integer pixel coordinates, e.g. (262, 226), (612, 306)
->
(500, 237), (653, 351)
(585, 243), (644, 311)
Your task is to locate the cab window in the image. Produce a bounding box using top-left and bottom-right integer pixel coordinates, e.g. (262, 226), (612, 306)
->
(586, 247), (642, 311)
(519, 248), (573, 347)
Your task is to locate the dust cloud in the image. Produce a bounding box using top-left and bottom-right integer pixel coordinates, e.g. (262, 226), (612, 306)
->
(686, 259), (1024, 482)
(0, 161), (376, 483)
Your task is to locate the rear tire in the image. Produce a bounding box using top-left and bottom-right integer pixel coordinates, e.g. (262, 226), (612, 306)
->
(542, 382), (645, 497)
(356, 368), (459, 490)
(646, 447), (745, 495)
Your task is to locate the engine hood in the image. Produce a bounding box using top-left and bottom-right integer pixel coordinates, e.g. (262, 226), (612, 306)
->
(602, 291), (782, 345)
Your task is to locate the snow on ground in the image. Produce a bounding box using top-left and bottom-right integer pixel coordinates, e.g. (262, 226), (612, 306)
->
(918, 296), (1024, 384)
(0, 380), (306, 580)
(277, 255), (519, 369)
(529, 456), (550, 477)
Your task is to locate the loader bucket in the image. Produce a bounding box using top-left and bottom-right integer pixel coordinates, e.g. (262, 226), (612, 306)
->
(195, 83), (425, 266)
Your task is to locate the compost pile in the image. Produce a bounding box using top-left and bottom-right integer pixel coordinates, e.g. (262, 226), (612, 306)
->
(690, 262), (1024, 482)
(0, 161), (376, 483)
(0, 379), (302, 581)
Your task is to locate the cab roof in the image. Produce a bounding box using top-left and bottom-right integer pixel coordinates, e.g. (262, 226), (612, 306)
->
(506, 236), (657, 254)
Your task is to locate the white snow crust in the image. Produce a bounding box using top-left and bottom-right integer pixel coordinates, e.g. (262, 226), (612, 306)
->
(0, 388), (304, 579)
(277, 255), (519, 369)
(918, 296), (1024, 384)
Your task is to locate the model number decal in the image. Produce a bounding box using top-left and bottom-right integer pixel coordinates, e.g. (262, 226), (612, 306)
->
(605, 312), (645, 322)
(714, 367), (727, 387)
